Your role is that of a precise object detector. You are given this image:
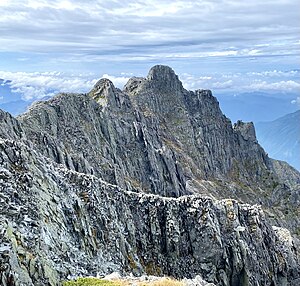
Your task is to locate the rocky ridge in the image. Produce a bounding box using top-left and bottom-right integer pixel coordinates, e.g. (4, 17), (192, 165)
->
(0, 65), (300, 285)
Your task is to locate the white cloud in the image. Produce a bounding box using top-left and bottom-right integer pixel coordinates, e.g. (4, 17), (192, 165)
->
(180, 70), (300, 93)
(108, 1), (192, 17)
(26, 0), (77, 10)
(1, 68), (299, 102)
(248, 70), (300, 77)
(1, 0), (299, 107)
(212, 80), (233, 89)
(0, 0), (299, 63)
(101, 74), (130, 88)
(0, 0), (10, 7)
(237, 48), (262, 56)
(0, 70), (98, 100)
(0, 70), (132, 101)
(291, 97), (300, 107)
(247, 80), (300, 92)
(180, 73), (212, 90)
(180, 73), (234, 91)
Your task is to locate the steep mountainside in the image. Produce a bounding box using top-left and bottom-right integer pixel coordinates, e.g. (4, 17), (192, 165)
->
(18, 66), (290, 197)
(0, 66), (300, 285)
(256, 110), (300, 171)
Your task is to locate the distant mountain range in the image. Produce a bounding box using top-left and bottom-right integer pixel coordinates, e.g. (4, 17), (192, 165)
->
(215, 92), (299, 170)
(216, 91), (299, 123)
(0, 79), (50, 115)
(255, 110), (300, 171)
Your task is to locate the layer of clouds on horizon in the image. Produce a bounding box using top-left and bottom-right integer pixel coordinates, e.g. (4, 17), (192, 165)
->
(0, 0), (299, 105)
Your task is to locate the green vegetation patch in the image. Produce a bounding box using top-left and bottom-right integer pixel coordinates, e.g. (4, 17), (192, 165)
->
(62, 277), (184, 286)
(63, 278), (121, 286)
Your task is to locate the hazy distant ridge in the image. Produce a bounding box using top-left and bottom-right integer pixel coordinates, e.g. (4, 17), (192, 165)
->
(255, 110), (300, 170)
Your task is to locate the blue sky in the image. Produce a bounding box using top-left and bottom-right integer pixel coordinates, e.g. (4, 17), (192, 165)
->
(0, 0), (299, 106)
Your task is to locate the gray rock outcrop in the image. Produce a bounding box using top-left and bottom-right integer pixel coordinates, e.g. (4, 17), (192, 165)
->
(0, 65), (300, 285)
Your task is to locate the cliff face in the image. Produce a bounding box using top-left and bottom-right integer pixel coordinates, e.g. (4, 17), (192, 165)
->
(1, 139), (299, 286)
(18, 66), (287, 198)
(1, 65), (300, 285)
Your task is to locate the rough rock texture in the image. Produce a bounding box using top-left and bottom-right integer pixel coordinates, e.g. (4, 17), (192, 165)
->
(1, 65), (300, 285)
(16, 66), (300, 229)
(0, 139), (299, 286)
(0, 110), (24, 141)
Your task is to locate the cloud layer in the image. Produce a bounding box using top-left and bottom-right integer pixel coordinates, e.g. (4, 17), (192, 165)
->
(0, 71), (98, 100)
(1, 68), (299, 102)
(0, 0), (299, 63)
(0, 0), (299, 103)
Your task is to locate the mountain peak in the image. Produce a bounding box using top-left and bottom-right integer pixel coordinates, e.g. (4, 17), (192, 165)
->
(88, 78), (116, 106)
(146, 65), (183, 91)
(147, 65), (175, 79)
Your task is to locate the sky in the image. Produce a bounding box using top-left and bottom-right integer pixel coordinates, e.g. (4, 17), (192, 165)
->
(0, 0), (299, 106)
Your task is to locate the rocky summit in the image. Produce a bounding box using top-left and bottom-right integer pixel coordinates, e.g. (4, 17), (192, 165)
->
(0, 65), (300, 286)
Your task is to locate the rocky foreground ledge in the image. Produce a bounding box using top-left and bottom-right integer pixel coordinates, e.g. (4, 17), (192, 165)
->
(1, 65), (300, 285)
(0, 139), (299, 285)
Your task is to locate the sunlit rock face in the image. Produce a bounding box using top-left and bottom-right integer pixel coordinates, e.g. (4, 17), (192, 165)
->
(0, 65), (300, 285)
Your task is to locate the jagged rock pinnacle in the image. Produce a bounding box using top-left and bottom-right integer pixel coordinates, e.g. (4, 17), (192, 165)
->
(123, 76), (145, 95)
(147, 65), (176, 80)
(234, 120), (257, 142)
(146, 65), (183, 91)
(88, 78), (116, 106)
